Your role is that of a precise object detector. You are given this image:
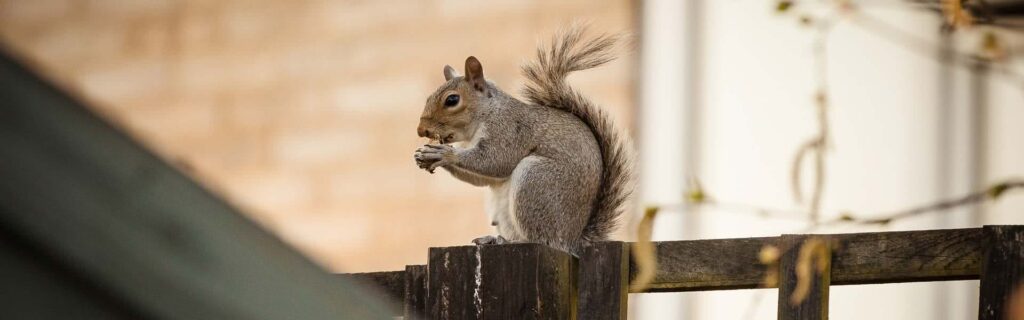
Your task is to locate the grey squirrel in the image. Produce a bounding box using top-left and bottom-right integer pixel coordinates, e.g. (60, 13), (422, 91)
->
(413, 26), (633, 255)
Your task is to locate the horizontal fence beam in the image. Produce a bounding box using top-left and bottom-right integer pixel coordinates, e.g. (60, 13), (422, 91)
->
(631, 228), (984, 292)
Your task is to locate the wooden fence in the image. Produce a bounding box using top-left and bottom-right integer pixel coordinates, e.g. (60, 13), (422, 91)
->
(344, 225), (1024, 320)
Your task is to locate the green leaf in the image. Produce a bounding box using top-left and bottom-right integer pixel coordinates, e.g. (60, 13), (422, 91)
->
(776, 1), (794, 13)
(988, 182), (1011, 200)
(838, 212), (854, 221)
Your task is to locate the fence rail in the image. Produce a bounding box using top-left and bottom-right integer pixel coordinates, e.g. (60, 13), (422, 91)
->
(343, 225), (1023, 319)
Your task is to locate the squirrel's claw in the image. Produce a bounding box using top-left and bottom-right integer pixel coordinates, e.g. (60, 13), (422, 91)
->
(472, 235), (509, 246)
(427, 160), (447, 173)
(413, 151), (432, 169)
(415, 144), (456, 173)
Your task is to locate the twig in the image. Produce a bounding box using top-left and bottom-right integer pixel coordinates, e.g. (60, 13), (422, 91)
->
(850, 10), (1024, 91)
(790, 10), (836, 225)
(657, 200), (811, 221)
(662, 179), (1024, 228)
(823, 180), (1024, 226)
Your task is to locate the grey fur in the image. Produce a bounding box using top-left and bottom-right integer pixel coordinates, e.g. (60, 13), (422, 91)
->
(414, 26), (633, 254)
(520, 25), (634, 245)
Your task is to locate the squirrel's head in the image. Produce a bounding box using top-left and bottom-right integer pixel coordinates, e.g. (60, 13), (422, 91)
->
(417, 56), (489, 144)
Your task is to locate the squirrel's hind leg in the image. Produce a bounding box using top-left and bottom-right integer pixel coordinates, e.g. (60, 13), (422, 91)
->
(509, 155), (596, 255)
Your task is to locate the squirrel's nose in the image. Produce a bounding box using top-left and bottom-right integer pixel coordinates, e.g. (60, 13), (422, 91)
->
(417, 125), (431, 138)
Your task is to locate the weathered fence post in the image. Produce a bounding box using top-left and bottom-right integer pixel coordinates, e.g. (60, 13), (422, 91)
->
(428, 243), (577, 319)
(578, 241), (629, 319)
(404, 265), (428, 319)
(778, 235), (830, 320)
(979, 225), (1024, 320)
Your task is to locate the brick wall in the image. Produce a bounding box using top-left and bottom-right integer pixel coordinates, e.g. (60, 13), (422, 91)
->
(0, 0), (637, 272)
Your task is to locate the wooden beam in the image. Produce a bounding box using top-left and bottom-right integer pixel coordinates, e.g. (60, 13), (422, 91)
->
(777, 235), (830, 320)
(0, 50), (392, 319)
(428, 246), (477, 319)
(337, 271), (404, 313)
(978, 225), (1024, 320)
(404, 265), (428, 319)
(830, 227), (982, 285)
(630, 228), (984, 292)
(630, 236), (771, 292)
(479, 243), (576, 319)
(577, 241), (629, 320)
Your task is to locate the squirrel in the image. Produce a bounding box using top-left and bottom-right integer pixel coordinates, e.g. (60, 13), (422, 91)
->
(413, 26), (633, 255)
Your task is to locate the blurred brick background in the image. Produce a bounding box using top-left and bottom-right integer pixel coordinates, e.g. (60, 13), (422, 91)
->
(0, 0), (636, 272)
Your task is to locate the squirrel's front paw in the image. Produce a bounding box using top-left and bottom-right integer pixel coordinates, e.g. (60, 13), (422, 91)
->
(472, 235), (509, 245)
(414, 144), (456, 174)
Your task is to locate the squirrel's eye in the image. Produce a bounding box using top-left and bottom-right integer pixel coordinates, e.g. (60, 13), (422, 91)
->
(443, 94), (460, 107)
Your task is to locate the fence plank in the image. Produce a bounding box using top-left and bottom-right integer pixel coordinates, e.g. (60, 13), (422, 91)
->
(630, 237), (770, 292)
(340, 271), (405, 303)
(428, 246), (477, 319)
(405, 265), (428, 319)
(777, 235), (830, 320)
(831, 228), (983, 285)
(979, 225), (1024, 320)
(477, 243), (576, 319)
(578, 241), (629, 320)
(427, 244), (576, 319)
(631, 228), (984, 292)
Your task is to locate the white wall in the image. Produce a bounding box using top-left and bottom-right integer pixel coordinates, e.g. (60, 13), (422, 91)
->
(633, 0), (695, 318)
(635, 1), (1024, 319)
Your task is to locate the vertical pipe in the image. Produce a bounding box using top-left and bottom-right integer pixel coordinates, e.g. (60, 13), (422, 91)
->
(969, 58), (990, 226)
(934, 26), (954, 320)
(634, 0), (702, 318)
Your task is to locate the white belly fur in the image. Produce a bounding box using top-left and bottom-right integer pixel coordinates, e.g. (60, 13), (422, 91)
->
(489, 155), (542, 241)
(484, 182), (509, 226)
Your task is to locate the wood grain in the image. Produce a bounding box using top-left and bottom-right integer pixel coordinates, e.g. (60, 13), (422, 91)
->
(979, 225), (1024, 320)
(629, 237), (772, 292)
(405, 265), (428, 319)
(777, 235), (830, 320)
(338, 271), (404, 314)
(428, 246), (478, 320)
(578, 241), (629, 319)
(425, 244), (576, 319)
(478, 243), (576, 319)
(630, 228), (984, 292)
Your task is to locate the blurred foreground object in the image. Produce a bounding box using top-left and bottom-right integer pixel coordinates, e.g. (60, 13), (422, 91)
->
(0, 50), (392, 319)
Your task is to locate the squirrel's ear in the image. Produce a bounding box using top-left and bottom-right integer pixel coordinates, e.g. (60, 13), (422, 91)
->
(443, 65), (459, 81)
(464, 56), (486, 92)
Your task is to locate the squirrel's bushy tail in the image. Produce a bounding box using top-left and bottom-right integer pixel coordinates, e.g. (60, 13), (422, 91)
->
(521, 25), (634, 244)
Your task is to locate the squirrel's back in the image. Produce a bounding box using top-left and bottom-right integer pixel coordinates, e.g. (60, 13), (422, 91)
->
(520, 25), (634, 243)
